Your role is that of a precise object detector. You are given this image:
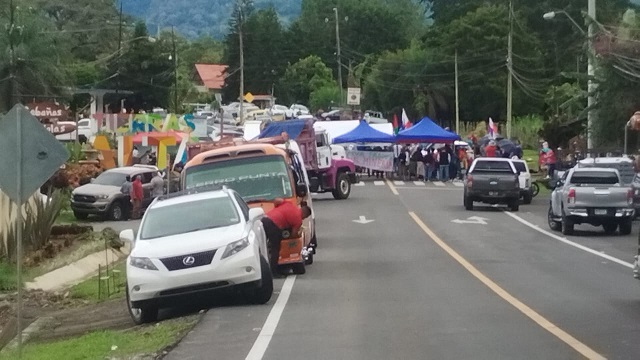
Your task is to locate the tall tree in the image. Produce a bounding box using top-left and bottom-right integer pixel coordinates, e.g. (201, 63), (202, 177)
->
(279, 55), (335, 106)
(222, 3), (289, 101)
(0, 2), (70, 112)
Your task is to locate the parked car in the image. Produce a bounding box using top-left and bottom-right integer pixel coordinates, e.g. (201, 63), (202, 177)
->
(463, 158), (521, 211)
(510, 159), (533, 204)
(548, 167), (634, 235)
(290, 104), (310, 116)
(70, 165), (159, 221)
(120, 185), (272, 324)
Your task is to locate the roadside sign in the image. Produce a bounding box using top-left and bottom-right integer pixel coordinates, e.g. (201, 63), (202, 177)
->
(347, 88), (361, 106)
(214, 93), (223, 105)
(0, 104), (69, 204)
(244, 92), (254, 103)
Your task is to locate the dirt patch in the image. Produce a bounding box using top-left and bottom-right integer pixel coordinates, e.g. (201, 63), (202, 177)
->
(0, 291), (133, 349)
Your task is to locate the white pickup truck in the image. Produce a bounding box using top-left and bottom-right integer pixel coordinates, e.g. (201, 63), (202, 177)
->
(548, 167), (634, 235)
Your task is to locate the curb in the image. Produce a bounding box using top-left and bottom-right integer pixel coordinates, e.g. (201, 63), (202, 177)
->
(0, 316), (55, 354)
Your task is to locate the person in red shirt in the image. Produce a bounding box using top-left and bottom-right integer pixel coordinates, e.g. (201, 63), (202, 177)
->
(484, 140), (497, 157)
(261, 199), (312, 274)
(130, 175), (144, 219)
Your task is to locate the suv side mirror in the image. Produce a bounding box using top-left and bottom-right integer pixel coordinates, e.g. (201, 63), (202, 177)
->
(549, 179), (559, 189)
(119, 229), (135, 244)
(296, 183), (308, 197)
(249, 207), (264, 221)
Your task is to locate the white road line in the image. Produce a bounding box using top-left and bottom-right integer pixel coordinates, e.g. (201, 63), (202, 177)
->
(374, 181), (385, 186)
(413, 181), (425, 186)
(354, 182), (365, 186)
(433, 181), (445, 187)
(453, 182), (464, 187)
(394, 180), (405, 186)
(503, 211), (634, 269)
(245, 276), (297, 360)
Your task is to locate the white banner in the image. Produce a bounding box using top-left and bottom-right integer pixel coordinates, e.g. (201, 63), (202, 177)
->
(346, 150), (394, 172)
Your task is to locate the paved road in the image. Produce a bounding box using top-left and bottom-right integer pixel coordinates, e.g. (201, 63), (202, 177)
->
(155, 179), (640, 360)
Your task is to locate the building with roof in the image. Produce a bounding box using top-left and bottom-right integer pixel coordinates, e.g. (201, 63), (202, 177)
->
(193, 64), (227, 94)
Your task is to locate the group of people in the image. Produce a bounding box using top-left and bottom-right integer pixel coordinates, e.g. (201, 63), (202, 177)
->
(394, 143), (471, 182)
(119, 171), (166, 219)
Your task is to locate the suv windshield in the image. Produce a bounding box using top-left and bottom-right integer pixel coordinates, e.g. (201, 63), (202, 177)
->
(184, 155), (293, 201)
(140, 196), (240, 240)
(93, 171), (129, 187)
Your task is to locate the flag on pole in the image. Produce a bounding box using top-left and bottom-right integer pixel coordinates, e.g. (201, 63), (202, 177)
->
(487, 117), (498, 139)
(402, 108), (412, 129)
(392, 113), (399, 134)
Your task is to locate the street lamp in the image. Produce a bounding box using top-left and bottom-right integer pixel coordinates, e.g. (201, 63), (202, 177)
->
(543, 0), (596, 152)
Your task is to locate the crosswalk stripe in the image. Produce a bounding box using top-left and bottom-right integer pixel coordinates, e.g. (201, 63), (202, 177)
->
(354, 182), (365, 186)
(433, 181), (445, 187)
(453, 182), (464, 187)
(413, 181), (425, 186)
(374, 181), (385, 186)
(394, 180), (405, 186)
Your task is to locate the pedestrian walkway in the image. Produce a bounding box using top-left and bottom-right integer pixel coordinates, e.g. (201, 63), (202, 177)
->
(355, 179), (465, 189)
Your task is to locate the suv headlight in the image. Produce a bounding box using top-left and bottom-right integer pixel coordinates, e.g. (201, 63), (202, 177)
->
(221, 237), (250, 259)
(96, 194), (110, 200)
(129, 257), (158, 270)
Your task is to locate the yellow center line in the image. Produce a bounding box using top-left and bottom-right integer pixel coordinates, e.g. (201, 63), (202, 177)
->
(385, 179), (399, 195)
(408, 211), (606, 360)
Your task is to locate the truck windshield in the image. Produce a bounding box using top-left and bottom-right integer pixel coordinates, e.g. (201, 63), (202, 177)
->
(93, 171), (128, 187)
(184, 155), (293, 201)
(472, 161), (513, 173)
(570, 172), (619, 185)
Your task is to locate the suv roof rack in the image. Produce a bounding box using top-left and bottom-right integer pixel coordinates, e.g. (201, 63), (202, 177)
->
(155, 184), (229, 201)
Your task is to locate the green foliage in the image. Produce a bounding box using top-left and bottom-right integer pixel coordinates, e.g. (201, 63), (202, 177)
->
(69, 261), (125, 302)
(309, 84), (340, 111)
(0, 190), (65, 262)
(0, 3), (71, 112)
(223, 5), (288, 101)
(65, 142), (86, 163)
(279, 56), (336, 106)
(1, 316), (198, 360)
(512, 115), (544, 150)
(0, 260), (20, 291)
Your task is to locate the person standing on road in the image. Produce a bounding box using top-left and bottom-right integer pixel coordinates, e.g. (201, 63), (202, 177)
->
(151, 172), (165, 198)
(131, 175), (144, 219)
(261, 199), (312, 274)
(120, 176), (133, 218)
(437, 146), (450, 181)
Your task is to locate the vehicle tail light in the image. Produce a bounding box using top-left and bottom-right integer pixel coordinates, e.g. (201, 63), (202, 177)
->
(568, 188), (576, 204)
(466, 175), (473, 188)
(628, 189), (634, 205)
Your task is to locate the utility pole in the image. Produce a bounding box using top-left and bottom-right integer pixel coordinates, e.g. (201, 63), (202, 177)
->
(8, 0), (16, 110)
(116, 1), (122, 99)
(238, 7), (245, 125)
(587, 0), (596, 151)
(506, 0), (513, 139)
(172, 27), (178, 114)
(455, 49), (460, 134)
(333, 7), (343, 107)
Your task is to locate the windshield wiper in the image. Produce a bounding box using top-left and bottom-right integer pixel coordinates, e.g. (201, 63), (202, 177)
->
(184, 225), (226, 234)
(246, 198), (270, 204)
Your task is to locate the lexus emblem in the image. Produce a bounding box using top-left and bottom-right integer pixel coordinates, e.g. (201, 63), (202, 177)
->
(182, 256), (196, 266)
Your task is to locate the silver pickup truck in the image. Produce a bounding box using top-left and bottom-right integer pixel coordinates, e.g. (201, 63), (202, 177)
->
(548, 167), (634, 235)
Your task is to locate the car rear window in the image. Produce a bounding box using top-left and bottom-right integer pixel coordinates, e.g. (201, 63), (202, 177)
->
(570, 172), (619, 185)
(512, 162), (527, 173)
(471, 160), (514, 173)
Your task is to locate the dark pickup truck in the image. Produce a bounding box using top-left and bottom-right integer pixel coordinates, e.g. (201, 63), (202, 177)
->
(463, 158), (521, 211)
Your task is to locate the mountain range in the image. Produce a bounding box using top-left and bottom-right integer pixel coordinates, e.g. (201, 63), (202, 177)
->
(122, 0), (640, 40)
(120, 0), (302, 39)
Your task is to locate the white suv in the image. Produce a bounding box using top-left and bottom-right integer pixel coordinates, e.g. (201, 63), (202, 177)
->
(120, 185), (272, 324)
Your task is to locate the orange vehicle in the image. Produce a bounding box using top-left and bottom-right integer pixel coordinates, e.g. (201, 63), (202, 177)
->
(181, 137), (315, 274)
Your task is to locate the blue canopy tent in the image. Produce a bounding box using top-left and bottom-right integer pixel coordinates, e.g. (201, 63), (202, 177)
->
(395, 117), (460, 143)
(332, 120), (396, 144)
